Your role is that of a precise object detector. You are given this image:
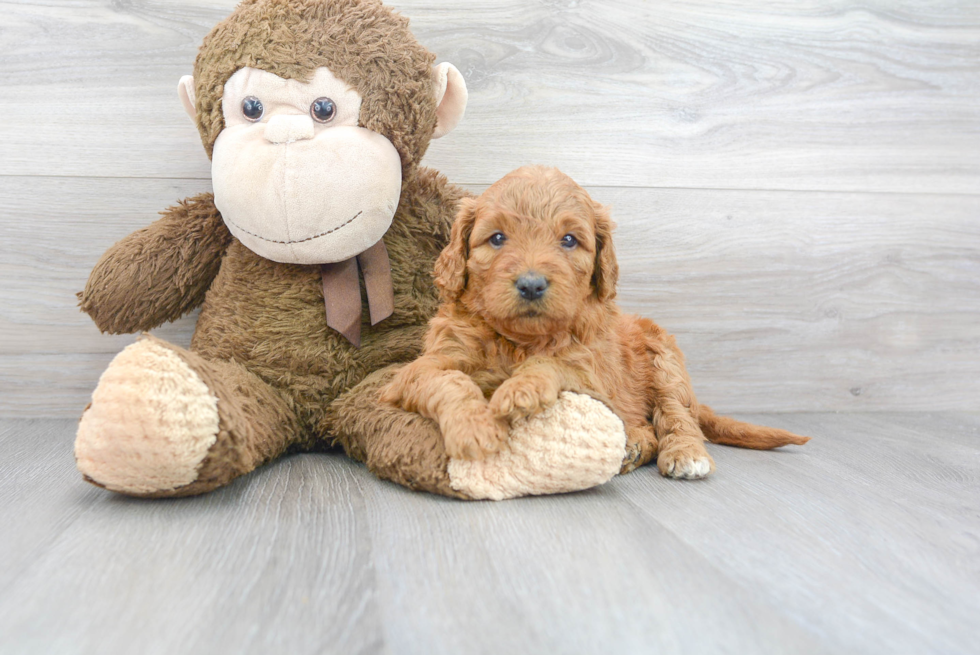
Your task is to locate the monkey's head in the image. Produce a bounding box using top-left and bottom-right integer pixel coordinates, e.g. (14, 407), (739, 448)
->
(177, 0), (467, 264)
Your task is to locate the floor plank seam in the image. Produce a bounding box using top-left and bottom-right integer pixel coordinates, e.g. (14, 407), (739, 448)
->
(3, 173), (980, 199)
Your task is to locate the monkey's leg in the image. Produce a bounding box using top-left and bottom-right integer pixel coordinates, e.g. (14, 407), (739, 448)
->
(329, 368), (628, 501)
(327, 365), (467, 498)
(75, 335), (301, 497)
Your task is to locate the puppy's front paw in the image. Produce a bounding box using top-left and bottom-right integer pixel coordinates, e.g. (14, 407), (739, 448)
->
(490, 376), (559, 421)
(443, 406), (509, 460)
(378, 367), (411, 407)
(378, 380), (402, 407)
(657, 444), (715, 480)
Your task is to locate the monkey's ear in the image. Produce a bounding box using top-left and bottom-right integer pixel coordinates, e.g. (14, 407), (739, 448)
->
(177, 75), (197, 122)
(592, 203), (619, 302)
(434, 197), (478, 303)
(431, 63), (467, 139)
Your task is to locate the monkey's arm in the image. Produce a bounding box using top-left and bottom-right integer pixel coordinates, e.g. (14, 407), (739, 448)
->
(78, 193), (233, 334)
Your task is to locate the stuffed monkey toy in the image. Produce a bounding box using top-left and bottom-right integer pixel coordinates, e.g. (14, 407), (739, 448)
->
(75, 0), (629, 501)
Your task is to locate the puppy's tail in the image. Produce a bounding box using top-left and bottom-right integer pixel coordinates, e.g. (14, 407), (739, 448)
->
(698, 405), (810, 450)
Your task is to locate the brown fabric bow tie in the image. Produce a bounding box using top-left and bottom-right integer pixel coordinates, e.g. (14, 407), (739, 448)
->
(319, 240), (394, 348)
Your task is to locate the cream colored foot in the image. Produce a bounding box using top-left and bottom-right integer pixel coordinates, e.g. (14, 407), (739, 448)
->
(75, 338), (220, 495)
(448, 392), (627, 501)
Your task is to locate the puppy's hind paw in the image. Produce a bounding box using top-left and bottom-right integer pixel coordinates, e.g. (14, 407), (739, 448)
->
(657, 448), (715, 480)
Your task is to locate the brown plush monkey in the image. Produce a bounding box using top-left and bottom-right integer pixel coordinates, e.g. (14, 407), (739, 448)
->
(75, 0), (629, 500)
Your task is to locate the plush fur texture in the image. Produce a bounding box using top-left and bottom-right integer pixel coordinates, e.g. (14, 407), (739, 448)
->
(76, 0), (475, 497)
(447, 391), (628, 500)
(79, 194), (232, 333)
(382, 166), (810, 479)
(76, 338), (221, 494)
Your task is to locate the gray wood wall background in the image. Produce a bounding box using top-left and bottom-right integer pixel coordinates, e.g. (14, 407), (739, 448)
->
(1, 0), (978, 417)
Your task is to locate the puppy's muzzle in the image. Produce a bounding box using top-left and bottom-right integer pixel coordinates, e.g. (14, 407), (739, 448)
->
(515, 273), (549, 301)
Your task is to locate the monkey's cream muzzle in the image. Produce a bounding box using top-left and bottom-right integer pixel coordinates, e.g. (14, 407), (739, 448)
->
(212, 121), (401, 264)
(209, 67), (402, 265)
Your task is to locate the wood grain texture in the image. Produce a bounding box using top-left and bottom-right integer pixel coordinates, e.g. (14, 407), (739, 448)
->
(358, 467), (831, 655)
(2, 175), (976, 416)
(0, 415), (977, 654)
(0, 0), (977, 192)
(600, 186), (980, 412)
(616, 411), (980, 655)
(0, 421), (385, 655)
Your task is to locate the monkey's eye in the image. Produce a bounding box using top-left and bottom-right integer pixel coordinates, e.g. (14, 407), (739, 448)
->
(241, 96), (264, 122)
(488, 232), (507, 249)
(311, 97), (337, 123)
(560, 234), (579, 249)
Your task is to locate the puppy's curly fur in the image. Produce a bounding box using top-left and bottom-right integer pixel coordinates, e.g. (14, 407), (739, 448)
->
(382, 166), (809, 479)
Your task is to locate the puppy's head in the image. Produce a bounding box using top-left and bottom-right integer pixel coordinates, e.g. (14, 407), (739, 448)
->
(435, 166), (618, 337)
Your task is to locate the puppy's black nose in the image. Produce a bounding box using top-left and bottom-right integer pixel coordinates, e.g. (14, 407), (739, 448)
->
(515, 273), (549, 301)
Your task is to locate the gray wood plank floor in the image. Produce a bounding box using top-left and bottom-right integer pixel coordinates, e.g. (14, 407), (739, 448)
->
(0, 414), (977, 655)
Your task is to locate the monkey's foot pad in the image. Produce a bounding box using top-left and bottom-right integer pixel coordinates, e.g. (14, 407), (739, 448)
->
(75, 338), (220, 495)
(448, 392), (627, 501)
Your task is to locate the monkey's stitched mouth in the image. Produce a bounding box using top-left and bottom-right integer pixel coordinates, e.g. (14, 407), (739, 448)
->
(226, 211), (363, 245)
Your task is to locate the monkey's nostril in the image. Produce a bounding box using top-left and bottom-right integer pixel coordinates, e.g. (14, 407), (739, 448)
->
(515, 273), (549, 301)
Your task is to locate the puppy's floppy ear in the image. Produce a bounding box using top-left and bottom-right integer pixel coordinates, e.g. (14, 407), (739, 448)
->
(434, 197), (479, 303)
(592, 202), (619, 302)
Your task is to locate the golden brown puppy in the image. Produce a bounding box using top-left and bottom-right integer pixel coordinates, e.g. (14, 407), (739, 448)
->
(382, 166), (809, 479)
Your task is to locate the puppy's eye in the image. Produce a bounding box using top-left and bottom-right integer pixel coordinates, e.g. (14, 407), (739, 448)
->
(560, 234), (579, 249)
(242, 96), (264, 122)
(488, 232), (507, 249)
(311, 97), (336, 123)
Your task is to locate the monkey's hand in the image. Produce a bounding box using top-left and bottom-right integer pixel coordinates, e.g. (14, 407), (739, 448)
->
(78, 193), (232, 334)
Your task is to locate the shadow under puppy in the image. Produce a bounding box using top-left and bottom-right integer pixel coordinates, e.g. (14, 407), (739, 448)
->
(382, 166), (809, 479)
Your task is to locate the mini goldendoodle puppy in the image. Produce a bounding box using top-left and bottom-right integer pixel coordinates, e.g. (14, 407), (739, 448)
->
(381, 166), (809, 479)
